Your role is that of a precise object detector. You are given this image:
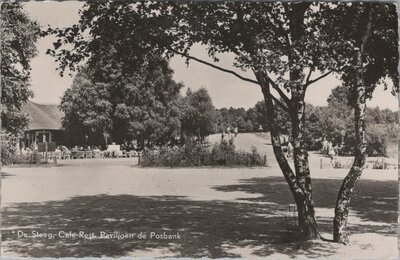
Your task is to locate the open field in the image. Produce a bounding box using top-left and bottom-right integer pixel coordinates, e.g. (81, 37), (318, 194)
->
(1, 133), (397, 258)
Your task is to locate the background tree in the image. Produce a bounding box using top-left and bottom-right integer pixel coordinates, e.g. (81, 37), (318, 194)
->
(216, 106), (257, 132)
(319, 3), (398, 243)
(1, 3), (39, 134)
(320, 85), (396, 156)
(60, 56), (183, 148)
(180, 87), (217, 142)
(214, 87), (397, 156)
(60, 68), (112, 147)
(1, 3), (39, 165)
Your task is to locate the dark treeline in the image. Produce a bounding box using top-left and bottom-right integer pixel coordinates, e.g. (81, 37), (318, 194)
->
(62, 67), (397, 158)
(60, 61), (218, 149)
(217, 86), (398, 155)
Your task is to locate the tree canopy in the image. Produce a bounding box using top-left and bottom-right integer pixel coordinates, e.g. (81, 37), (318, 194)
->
(179, 88), (217, 141)
(60, 56), (183, 147)
(319, 3), (398, 99)
(1, 3), (40, 134)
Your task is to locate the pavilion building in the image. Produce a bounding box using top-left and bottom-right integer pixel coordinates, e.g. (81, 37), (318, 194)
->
(22, 101), (65, 148)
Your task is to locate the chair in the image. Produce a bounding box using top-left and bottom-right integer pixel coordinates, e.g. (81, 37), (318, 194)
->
(61, 146), (71, 159)
(71, 150), (78, 159)
(85, 150), (93, 159)
(93, 150), (101, 158)
(127, 151), (138, 158)
(77, 151), (85, 159)
(62, 150), (71, 159)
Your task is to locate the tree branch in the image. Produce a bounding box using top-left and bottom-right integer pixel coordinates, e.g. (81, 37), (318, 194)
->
(305, 68), (313, 85)
(306, 70), (333, 87)
(270, 93), (289, 112)
(265, 76), (291, 105)
(167, 48), (259, 85)
(169, 48), (291, 111)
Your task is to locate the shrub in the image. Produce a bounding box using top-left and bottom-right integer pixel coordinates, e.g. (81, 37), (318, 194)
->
(210, 139), (235, 165)
(1, 134), (16, 165)
(365, 124), (392, 157)
(250, 145), (264, 165)
(140, 141), (211, 167)
(140, 139), (267, 167)
(339, 123), (395, 157)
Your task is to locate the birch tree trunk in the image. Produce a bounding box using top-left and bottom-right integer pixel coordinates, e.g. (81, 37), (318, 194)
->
(256, 71), (319, 240)
(333, 4), (373, 244)
(291, 95), (319, 240)
(286, 3), (319, 240)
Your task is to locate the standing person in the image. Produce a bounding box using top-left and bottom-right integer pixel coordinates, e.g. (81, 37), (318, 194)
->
(322, 137), (329, 155)
(333, 144), (339, 157)
(328, 141), (335, 163)
(234, 126), (238, 137)
(226, 126), (231, 139)
(221, 130), (225, 141)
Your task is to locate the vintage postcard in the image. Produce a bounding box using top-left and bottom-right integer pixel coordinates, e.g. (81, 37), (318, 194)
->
(1, 1), (398, 258)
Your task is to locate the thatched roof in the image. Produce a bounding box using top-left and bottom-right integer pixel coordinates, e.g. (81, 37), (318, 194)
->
(22, 101), (63, 130)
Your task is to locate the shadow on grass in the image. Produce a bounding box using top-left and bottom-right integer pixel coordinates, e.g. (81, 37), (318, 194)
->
(3, 193), (340, 258)
(1, 172), (15, 179)
(1, 177), (396, 258)
(214, 176), (397, 236)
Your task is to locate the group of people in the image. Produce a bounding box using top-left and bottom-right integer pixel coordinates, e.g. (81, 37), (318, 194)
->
(280, 137), (341, 163)
(322, 138), (341, 163)
(221, 126), (239, 140)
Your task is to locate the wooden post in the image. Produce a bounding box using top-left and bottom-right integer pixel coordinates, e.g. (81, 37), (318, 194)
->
(320, 158), (322, 169)
(264, 155), (267, 166)
(45, 142), (48, 164)
(36, 152), (40, 165)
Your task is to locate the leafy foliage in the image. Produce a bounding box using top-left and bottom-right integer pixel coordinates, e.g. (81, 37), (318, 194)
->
(1, 132), (17, 165)
(60, 57), (183, 147)
(179, 88), (218, 141)
(60, 68), (112, 146)
(1, 3), (40, 134)
(215, 85), (397, 156)
(304, 86), (397, 155)
(319, 3), (398, 98)
(140, 139), (266, 167)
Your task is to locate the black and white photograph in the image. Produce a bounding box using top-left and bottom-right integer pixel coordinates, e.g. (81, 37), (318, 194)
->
(1, 1), (398, 258)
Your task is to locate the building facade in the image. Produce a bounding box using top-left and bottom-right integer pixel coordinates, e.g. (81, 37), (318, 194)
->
(22, 101), (64, 149)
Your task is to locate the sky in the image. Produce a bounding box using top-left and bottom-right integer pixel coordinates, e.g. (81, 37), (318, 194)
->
(24, 1), (399, 111)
